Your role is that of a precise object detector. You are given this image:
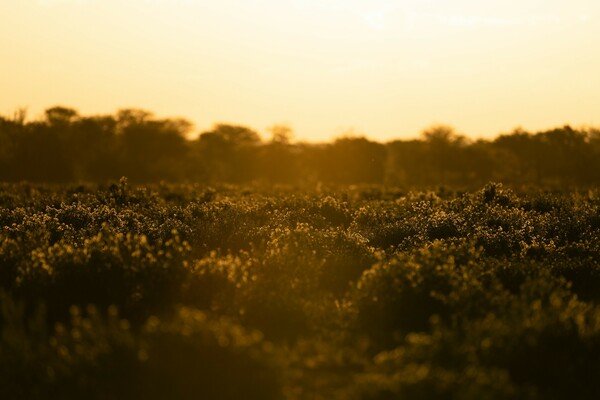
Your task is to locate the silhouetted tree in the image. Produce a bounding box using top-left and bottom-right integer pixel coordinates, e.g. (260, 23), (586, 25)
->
(384, 139), (427, 186)
(588, 128), (600, 183)
(116, 109), (191, 182)
(0, 110), (28, 181)
(258, 125), (300, 183)
(493, 128), (542, 184)
(45, 106), (79, 127)
(421, 125), (468, 185)
(10, 106), (79, 182)
(535, 126), (592, 185)
(193, 124), (261, 183)
(69, 115), (120, 181)
(316, 136), (386, 184)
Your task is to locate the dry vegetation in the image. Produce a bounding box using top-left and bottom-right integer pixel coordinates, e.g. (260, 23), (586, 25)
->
(2, 181), (600, 399)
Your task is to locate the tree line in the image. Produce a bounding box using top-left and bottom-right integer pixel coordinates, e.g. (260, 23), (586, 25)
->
(1, 106), (599, 187)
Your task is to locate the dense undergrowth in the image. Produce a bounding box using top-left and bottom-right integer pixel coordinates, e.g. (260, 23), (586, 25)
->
(1, 180), (600, 399)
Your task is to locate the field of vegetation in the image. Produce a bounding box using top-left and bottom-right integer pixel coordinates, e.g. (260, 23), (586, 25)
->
(2, 180), (600, 399)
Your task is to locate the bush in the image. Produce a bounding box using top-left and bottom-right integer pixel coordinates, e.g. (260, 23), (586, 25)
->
(0, 299), (283, 400)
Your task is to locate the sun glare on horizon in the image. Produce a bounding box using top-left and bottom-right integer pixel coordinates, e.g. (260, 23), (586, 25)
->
(1, 0), (600, 141)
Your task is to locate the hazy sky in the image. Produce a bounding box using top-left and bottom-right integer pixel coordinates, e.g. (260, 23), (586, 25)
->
(2, 0), (599, 141)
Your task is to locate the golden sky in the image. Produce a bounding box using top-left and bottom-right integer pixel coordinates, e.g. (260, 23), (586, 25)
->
(2, 0), (599, 141)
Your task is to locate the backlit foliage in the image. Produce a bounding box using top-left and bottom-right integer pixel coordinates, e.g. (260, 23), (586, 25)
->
(1, 182), (600, 398)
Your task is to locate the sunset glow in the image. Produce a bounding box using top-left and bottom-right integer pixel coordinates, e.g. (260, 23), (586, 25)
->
(2, 0), (599, 141)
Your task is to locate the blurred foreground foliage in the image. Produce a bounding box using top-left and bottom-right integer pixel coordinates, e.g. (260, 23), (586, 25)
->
(2, 181), (600, 398)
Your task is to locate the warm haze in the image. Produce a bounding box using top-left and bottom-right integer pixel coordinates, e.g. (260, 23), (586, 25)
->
(2, 0), (599, 141)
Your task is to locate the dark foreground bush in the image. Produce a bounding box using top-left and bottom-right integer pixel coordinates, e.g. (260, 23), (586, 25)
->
(0, 295), (283, 400)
